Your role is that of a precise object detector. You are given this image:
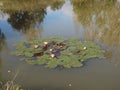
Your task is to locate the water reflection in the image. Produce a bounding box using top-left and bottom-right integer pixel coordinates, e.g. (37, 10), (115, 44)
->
(0, 29), (5, 50)
(0, 29), (6, 83)
(24, 27), (43, 40)
(7, 10), (46, 31)
(71, 0), (120, 45)
(71, 0), (120, 66)
(0, 0), (120, 89)
(1, 0), (65, 39)
(0, 0), (120, 66)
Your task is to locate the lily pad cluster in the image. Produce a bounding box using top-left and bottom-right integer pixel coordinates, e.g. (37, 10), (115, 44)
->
(12, 37), (105, 68)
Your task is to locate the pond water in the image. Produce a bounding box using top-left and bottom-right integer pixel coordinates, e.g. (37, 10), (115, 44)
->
(0, 0), (120, 90)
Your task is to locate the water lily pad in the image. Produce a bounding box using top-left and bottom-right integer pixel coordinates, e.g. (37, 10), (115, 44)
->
(12, 37), (105, 68)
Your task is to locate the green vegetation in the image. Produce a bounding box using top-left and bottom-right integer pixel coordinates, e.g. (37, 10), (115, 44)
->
(0, 71), (23, 90)
(0, 81), (22, 90)
(12, 37), (105, 69)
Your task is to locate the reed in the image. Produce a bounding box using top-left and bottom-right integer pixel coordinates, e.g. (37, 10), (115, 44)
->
(0, 70), (23, 90)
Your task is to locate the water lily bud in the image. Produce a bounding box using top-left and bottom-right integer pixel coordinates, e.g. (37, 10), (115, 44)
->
(83, 47), (87, 50)
(49, 49), (53, 51)
(50, 54), (55, 58)
(44, 42), (48, 45)
(34, 45), (39, 49)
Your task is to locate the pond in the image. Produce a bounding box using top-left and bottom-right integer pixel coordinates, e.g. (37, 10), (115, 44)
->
(0, 0), (120, 90)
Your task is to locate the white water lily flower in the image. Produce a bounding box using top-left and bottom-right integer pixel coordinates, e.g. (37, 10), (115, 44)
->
(50, 54), (55, 58)
(34, 45), (39, 49)
(83, 47), (87, 50)
(50, 49), (53, 51)
(44, 42), (48, 45)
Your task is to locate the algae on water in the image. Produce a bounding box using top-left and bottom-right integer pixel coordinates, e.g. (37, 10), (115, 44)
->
(12, 37), (105, 68)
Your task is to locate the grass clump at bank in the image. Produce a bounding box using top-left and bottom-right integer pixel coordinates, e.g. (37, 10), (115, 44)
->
(0, 81), (22, 90)
(12, 37), (105, 68)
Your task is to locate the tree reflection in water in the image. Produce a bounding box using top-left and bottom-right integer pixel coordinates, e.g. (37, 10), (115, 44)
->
(1, 0), (65, 40)
(7, 10), (46, 31)
(71, 0), (120, 45)
(71, 0), (120, 66)
(0, 29), (6, 52)
(0, 29), (7, 83)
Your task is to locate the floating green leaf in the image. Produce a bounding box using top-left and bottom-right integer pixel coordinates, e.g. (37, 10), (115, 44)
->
(12, 37), (105, 69)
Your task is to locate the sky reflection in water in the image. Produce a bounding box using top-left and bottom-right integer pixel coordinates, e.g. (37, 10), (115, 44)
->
(0, 0), (120, 90)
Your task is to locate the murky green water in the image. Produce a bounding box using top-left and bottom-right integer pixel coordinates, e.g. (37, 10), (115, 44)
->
(0, 0), (120, 90)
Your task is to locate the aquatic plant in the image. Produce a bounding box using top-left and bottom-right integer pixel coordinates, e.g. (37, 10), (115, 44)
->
(0, 70), (23, 90)
(0, 81), (21, 90)
(12, 37), (105, 68)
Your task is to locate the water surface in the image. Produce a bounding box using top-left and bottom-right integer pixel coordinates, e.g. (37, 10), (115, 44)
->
(0, 0), (120, 90)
